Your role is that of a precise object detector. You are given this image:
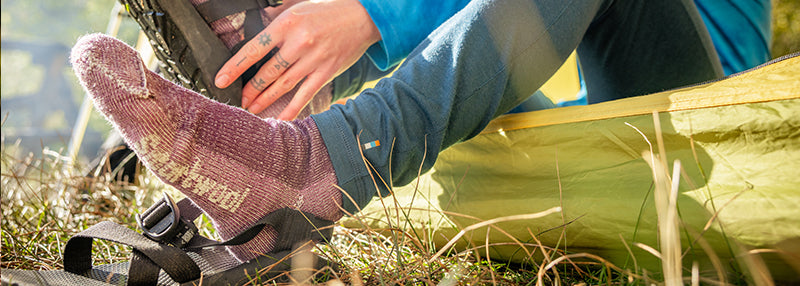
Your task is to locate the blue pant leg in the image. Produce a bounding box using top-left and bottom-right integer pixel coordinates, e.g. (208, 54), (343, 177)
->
(313, 0), (606, 212)
(331, 55), (395, 102)
(313, 0), (720, 213)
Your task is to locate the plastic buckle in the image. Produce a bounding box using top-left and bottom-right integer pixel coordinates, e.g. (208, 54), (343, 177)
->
(136, 193), (198, 248)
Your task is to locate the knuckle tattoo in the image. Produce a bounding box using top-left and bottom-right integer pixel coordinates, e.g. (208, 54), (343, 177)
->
(258, 33), (272, 46)
(251, 77), (267, 90)
(273, 52), (290, 70)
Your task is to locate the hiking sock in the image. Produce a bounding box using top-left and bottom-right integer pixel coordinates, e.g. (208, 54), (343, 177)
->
(188, 0), (332, 119)
(71, 34), (343, 262)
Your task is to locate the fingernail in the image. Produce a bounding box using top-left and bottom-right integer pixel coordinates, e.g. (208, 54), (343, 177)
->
(215, 74), (230, 88)
(242, 96), (251, 108)
(247, 103), (261, 114)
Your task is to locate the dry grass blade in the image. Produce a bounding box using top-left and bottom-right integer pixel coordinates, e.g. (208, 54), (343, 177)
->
(428, 207), (561, 263)
(735, 242), (775, 286)
(535, 252), (642, 286)
(642, 152), (683, 286)
(684, 227), (728, 284)
(636, 111), (682, 286)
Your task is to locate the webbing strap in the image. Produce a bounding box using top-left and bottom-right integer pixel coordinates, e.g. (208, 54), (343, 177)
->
(155, 0), (243, 106)
(195, 0), (272, 23)
(176, 198), (203, 221)
(195, 0), (273, 56)
(63, 221), (201, 285)
(182, 208), (334, 251)
(128, 250), (160, 285)
(258, 208), (334, 251)
(61, 199), (334, 285)
(243, 8), (265, 43)
(194, 0), (283, 85)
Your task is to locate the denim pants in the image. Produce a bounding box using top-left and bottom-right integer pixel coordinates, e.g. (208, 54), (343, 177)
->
(312, 0), (723, 213)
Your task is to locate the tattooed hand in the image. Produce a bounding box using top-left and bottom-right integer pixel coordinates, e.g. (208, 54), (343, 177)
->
(215, 0), (380, 120)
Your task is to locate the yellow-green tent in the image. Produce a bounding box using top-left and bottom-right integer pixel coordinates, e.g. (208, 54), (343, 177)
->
(343, 54), (800, 281)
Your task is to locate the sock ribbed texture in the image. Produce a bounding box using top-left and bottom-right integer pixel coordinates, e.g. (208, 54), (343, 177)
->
(188, 0), (333, 120)
(71, 34), (342, 262)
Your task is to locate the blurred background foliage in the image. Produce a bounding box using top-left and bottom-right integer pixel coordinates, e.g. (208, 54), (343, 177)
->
(771, 0), (800, 58)
(1, 0), (799, 165)
(1, 0), (141, 162)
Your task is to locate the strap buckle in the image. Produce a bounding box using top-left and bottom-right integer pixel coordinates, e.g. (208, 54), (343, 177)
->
(136, 193), (198, 248)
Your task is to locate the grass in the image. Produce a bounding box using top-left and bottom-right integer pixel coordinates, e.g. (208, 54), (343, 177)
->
(1, 140), (162, 270)
(0, 150), (604, 284)
(0, 113), (793, 285)
(0, 140), (636, 285)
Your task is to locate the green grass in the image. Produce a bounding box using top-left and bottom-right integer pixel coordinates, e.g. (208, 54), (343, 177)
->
(1, 116), (792, 285)
(1, 141), (153, 270)
(1, 142), (652, 285)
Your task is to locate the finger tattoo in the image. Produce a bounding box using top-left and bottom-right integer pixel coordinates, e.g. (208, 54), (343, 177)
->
(258, 33), (272, 46)
(252, 77), (267, 90)
(273, 52), (290, 70)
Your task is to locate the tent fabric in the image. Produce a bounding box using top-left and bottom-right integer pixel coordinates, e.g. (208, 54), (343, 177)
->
(342, 53), (800, 278)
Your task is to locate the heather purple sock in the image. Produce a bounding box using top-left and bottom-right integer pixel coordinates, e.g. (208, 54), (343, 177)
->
(71, 34), (342, 262)
(188, 0), (333, 119)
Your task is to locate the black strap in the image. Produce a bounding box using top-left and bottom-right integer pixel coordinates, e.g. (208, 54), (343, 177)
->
(156, 0), (243, 106)
(243, 8), (265, 42)
(176, 197), (203, 221)
(61, 196), (333, 285)
(260, 208), (333, 251)
(183, 208), (334, 251)
(195, 0), (273, 55)
(128, 250), (161, 286)
(194, 0), (283, 84)
(195, 0), (281, 23)
(63, 221), (201, 284)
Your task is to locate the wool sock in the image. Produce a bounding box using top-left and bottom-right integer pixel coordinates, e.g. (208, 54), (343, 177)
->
(71, 33), (343, 262)
(188, 0), (332, 119)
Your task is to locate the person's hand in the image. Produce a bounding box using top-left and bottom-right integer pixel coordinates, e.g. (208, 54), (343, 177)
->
(214, 0), (381, 120)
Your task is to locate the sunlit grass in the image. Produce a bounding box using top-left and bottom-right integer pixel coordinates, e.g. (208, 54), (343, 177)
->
(1, 139), (160, 270)
(1, 141), (638, 284)
(2, 112), (792, 285)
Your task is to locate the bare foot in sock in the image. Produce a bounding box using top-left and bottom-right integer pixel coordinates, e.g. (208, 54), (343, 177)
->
(70, 33), (342, 262)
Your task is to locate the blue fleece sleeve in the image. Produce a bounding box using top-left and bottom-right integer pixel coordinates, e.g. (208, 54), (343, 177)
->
(358, 0), (470, 71)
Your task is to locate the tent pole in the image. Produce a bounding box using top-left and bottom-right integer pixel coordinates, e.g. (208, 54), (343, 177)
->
(67, 2), (124, 162)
